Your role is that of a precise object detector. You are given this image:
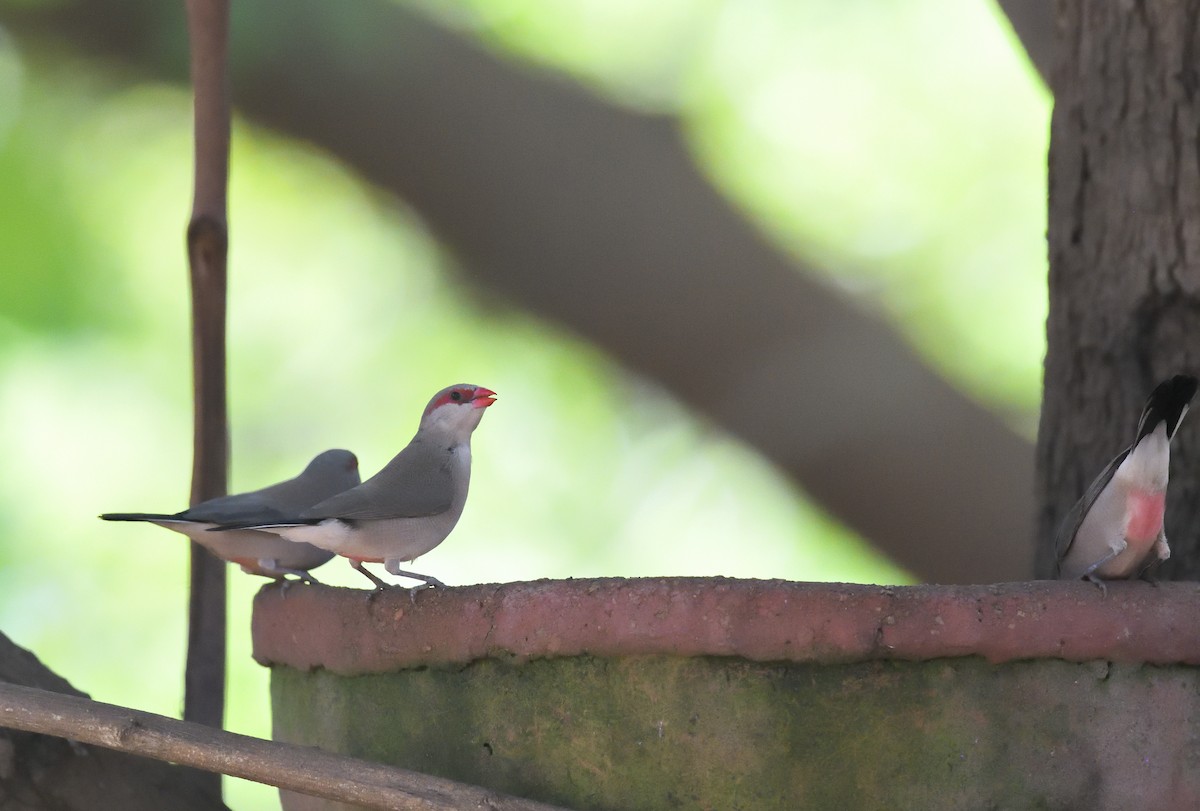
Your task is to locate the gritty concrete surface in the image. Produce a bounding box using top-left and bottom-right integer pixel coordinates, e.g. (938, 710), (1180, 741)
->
(253, 577), (1200, 673)
(256, 578), (1200, 810)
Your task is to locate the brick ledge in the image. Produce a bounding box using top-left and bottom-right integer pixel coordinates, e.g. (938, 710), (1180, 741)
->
(251, 578), (1200, 675)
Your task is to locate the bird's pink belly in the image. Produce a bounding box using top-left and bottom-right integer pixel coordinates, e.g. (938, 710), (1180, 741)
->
(1094, 490), (1166, 578)
(1125, 491), (1165, 543)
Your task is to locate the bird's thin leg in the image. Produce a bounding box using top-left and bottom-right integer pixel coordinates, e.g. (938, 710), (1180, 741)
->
(1154, 533), (1172, 562)
(257, 559), (321, 586)
(383, 559), (446, 603)
(350, 560), (390, 596)
(1080, 547), (1124, 596)
(1136, 537), (1169, 586)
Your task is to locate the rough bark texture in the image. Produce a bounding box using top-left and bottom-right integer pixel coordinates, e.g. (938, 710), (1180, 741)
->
(7, 0), (1036, 584)
(1038, 0), (1200, 577)
(0, 631), (226, 811)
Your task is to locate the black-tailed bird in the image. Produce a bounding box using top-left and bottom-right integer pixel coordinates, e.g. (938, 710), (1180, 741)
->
(102, 449), (360, 583)
(214, 384), (496, 592)
(1055, 374), (1197, 588)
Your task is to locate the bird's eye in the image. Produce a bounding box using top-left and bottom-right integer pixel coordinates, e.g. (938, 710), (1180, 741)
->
(450, 391), (463, 402)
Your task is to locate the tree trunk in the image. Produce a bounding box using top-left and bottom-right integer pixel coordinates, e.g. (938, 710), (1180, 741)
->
(1038, 0), (1200, 577)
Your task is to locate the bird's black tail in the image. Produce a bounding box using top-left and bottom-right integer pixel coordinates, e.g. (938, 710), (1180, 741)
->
(99, 512), (176, 522)
(1136, 374), (1199, 442)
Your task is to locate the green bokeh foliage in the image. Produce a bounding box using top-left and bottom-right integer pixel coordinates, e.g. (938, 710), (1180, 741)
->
(0, 1), (1047, 806)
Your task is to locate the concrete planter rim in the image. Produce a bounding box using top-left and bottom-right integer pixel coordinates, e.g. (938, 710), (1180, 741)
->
(251, 577), (1200, 675)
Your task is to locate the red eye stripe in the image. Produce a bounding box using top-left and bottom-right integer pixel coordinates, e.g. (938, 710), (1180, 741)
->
(424, 388), (473, 416)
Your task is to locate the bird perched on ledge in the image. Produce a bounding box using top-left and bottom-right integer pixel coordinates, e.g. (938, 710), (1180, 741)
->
(1055, 374), (1197, 589)
(101, 449), (361, 583)
(213, 384), (497, 593)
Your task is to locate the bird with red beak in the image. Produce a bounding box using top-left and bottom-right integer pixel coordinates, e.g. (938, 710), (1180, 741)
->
(1055, 374), (1197, 589)
(216, 384), (496, 592)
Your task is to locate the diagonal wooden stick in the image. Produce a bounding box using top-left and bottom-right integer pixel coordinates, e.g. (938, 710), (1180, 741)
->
(0, 683), (568, 811)
(183, 0), (231, 754)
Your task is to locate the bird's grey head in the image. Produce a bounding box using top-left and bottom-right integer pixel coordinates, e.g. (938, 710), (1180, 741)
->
(419, 384), (497, 437)
(303, 449), (361, 487)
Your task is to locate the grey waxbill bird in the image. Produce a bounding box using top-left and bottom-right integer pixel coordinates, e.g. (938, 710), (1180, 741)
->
(101, 449), (361, 583)
(212, 384), (497, 593)
(1054, 374), (1198, 589)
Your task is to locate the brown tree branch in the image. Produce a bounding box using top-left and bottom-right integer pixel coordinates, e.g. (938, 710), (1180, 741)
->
(7, 0), (1037, 582)
(0, 682), (567, 811)
(183, 0), (230, 755)
(0, 631), (227, 810)
(993, 0), (1056, 86)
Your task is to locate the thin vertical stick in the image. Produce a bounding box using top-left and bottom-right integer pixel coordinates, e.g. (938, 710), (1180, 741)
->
(182, 0), (230, 784)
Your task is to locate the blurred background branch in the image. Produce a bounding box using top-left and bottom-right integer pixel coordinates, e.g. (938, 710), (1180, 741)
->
(995, 0), (1055, 85)
(9, 0), (1038, 583)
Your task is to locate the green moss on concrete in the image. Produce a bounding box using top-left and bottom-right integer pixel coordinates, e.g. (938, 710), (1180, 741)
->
(272, 656), (1200, 810)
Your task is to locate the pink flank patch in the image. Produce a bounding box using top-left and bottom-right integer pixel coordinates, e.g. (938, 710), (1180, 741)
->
(1126, 491), (1166, 542)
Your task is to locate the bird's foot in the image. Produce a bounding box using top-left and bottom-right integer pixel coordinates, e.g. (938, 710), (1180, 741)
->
(407, 582), (439, 604)
(1085, 574), (1108, 598)
(276, 571), (320, 597)
(385, 564), (447, 591)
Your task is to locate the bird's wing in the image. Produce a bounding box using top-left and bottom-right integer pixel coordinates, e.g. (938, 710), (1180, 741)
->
(179, 492), (292, 525)
(1053, 449), (1128, 576)
(301, 441), (455, 521)
(246, 455), (361, 514)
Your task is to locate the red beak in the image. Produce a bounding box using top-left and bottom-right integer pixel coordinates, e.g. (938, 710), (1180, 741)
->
(473, 387), (498, 408)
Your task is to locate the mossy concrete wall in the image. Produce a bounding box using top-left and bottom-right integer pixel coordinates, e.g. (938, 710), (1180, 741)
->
(255, 579), (1200, 810)
(271, 654), (1200, 811)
